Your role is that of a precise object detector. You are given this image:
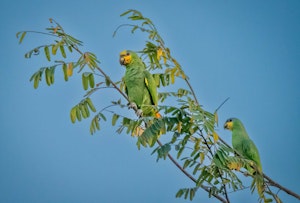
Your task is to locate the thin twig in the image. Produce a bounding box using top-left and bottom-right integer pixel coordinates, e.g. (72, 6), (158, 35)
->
(184, 78), (199, 106)
(215, 97), (230, 112)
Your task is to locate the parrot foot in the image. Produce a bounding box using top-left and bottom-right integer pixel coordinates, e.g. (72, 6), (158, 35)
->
(128, 102), (138, 110)
(136, 109), (143, 118)
(128, 102), (143, 117)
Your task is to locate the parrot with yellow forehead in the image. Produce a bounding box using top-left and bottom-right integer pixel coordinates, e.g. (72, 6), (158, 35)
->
(119, 50), (161, 118)
(224, 117), (264, 198)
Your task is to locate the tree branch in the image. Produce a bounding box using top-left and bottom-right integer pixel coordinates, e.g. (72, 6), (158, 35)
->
(263, 173), (300, 200)
(22, 18), (300, 202)
(70, 29), (300, 203)
(156, 140), (228, 203)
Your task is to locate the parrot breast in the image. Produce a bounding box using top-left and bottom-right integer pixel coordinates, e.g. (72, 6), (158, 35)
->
(125, 67), (149, 108)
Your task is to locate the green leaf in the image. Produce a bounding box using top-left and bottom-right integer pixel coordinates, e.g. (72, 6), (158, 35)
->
(192, 163), (201, 175)
(60, 45), (66, 58)
(70, 106), (77, 123)
(160, 74), (166, 86)
(184, 188), (189, 199)
(105, 76), (111, 87)
(52, 44), (59, 55)
(94, 117), (100, 130)
(120, 9), (132, 17)
(85, 97), (96, 112)
(90, 115), (100, 134)
(76, 106), (82, 121)
(49, 66), (55, 84)
(25, 51), (32, 58)
(189, 188), (195, 201)
(33, 72), (41, 89)
(156, 144), (171, 160)
(68, 45), (73, 52)
(80, 103), (88, 118)
(83, 102), (90, 117)
(177, 146), (184, 159)
(62, 63), (68, 81)
(264, 198), (273, 203)
(17, 32), (26, 44)
(131, 25), (139, 33)
(82, 73), (89, 90)
(112, 114), (119, 126)
(183, 159), (191, 169)
(90, 121), (95, 135)
(45, 68), (51, 86)
(44, 46), (50, 61)
(88, 73), (95, 88)
(175, 189), (184, 198)
(98, 112), (106, 121)
(140, 119), (164, 147)
(153, 73), (161, 87)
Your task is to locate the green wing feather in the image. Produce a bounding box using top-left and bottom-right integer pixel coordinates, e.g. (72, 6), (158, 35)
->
(241, 138), (262, 173)
(144, 70), (158, 106)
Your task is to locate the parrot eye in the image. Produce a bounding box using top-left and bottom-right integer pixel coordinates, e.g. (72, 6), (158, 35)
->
(126, 52), (130, 56)
(228, 119), (232, 122)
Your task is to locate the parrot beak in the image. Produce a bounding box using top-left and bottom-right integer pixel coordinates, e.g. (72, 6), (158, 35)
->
(119, 57), (125, 65)
(119, 51), (131, 66)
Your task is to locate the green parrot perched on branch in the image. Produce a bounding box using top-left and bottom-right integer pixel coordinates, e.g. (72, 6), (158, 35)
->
(119, 50), (161, 118)
(224, 118), (265, 198)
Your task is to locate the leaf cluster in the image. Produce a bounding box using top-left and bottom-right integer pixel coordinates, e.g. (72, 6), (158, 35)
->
(17, 11), (298, 203)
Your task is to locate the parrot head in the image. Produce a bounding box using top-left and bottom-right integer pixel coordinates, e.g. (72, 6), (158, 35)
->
(224, 117), (247, 132)
(224, 118), (238, 131)
(120, 50), (135, 66)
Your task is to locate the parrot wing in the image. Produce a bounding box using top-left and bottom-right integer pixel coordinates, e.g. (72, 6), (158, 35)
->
(144, 70), (158, 106)
(241, 138), (262, 173)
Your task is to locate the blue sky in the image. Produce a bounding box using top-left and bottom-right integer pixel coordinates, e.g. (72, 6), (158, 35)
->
(1, 0), (299, 202)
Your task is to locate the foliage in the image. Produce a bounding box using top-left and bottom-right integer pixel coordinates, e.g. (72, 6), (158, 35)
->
(17, 10), (299, 203)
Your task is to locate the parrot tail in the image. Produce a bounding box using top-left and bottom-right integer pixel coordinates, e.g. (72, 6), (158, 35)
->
(251, 173), (265, 199)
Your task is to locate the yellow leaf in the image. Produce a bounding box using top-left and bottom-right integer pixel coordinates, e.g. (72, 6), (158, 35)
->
(53, 26), (58, 34)
(200, 152), (205, 163)
(170, 72), (175, 84)
(157, 47), (163, 61)
(177, 121), (182, 133)
(120, 81), (125, 92)
(214, 111), (219, 126)
(67, 62), (73, 76)
(84, 52), (90, 63)
(132, 126), (144, 137)
(162, 51), (167, 64)
(170, 67), (176, 84)
(213, 131), (219, 143)
(228, 161), (242, 171)
(172, 58), (180, 67)
(181, 72), (187, 80)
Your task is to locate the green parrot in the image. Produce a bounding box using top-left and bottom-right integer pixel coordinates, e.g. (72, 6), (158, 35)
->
(119, 50), (161, 118)
(224, 118), (264, 197)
